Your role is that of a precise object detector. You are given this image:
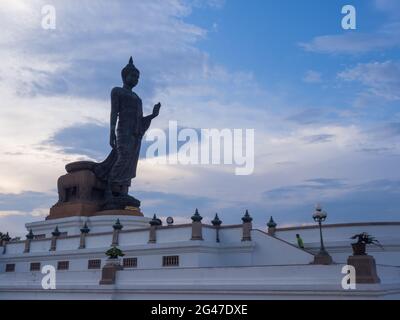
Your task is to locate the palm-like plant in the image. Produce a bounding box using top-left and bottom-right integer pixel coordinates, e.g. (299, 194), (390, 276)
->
(105, 246), (125, 259)
(351, 232), (383, 249)
(0, 232), (11, 242)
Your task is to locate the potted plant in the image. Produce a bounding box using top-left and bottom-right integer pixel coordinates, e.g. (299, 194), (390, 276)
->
(350, 233), (383, 255)
(0, 232), (11, 246)
(105, 246), (125, 266)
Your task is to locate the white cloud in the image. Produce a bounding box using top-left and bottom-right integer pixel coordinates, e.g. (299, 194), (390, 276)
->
(0, 211), (26, 218)
(299, 6), (400, 55)
(375, 0), (400, 17)
(338, 61), (400, 101)
(0, 0), (210, 194)
(0, 0), (274, 223)
(299, 31), (400, 55)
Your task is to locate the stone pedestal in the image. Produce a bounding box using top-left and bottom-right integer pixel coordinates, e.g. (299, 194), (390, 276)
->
(79, 232), (86, 249)
(49, 162), (105, 219)
(23, 239), (31, 254)
(112, 230), (121, 246)
(47, 161), (144, 220)
(241, 210), (253, 242)
(148, 225), (157, 243)
(267, 217), (277, 236)
(148, 215), (162, 243)
(191, 210), (203, 241)
(267, 227), (276, 236)
(191, 221), (203, 241)
(49, 236), (58, 251)
(99, 259), (123, 285)
(313, 252), (333, 265)
(242, 223), (252, 241)
(347, 255), (381, 284)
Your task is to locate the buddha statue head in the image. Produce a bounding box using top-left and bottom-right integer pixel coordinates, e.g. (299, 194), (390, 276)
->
(121, 56), (140, 88)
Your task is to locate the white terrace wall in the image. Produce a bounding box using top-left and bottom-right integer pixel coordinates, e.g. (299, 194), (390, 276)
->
(1, 224), (318, 275)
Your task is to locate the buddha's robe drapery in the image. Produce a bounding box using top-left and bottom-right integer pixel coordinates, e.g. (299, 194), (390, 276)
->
(94, 87), (152, 187)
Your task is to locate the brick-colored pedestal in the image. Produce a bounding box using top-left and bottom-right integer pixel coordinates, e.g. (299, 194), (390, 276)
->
(99, 260), (123, 285)
(47, 161), (144, 220)
(48, 202), (99, 219)
(347, 255), (381, 284)
(313, 253), (333, 265)
(48, 207), (143, 220)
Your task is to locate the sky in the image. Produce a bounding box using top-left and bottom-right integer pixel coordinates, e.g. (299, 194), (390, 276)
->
(0, 0), (400, 237)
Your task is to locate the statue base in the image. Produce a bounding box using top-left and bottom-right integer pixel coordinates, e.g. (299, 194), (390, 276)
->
(47, 161), (142, 220)
(47, 208), (143, 220)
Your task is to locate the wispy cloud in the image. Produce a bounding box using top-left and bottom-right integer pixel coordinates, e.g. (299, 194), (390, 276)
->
(263, 178), (347, 201)
(299, 2), (400, 55)
(302, 134), (335, 144)
(375, 0), (400, 18)
(338, 60), (400, 101)
(299, 31), (400, 55)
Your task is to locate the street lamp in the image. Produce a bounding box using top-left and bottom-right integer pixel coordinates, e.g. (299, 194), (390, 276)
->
(312, 204), (333, 265)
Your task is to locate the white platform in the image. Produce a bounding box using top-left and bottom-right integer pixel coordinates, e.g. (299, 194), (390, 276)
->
(26, 215), (151, 238)
(1, 217), (400, 300)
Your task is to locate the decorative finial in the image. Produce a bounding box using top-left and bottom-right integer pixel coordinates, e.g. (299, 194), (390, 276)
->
(3, 232), (11, 242)
(80, 222), (90, 234)
(212, 213), (222, 227)
(150, 214), (162, 226)
(267, 216), (277, 228)
(113, 219), (123, 230)
(26, 229), (34, 240)
(52, 226), (61, 237)
(242, 210), (253, 223)
(129, 56), (133, 65)
(191, 208), (203, 222)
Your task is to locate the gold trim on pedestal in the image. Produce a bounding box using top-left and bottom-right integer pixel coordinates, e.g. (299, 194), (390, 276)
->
(125, 206), (140, 212)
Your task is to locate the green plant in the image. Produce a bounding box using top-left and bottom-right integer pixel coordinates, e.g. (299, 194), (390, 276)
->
(351, 232), (383, 249)
(0, 232), (11, 242)
(105, 246), (125, 259)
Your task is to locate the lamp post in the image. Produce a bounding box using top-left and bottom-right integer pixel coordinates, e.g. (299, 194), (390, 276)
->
(312, 204), (333, 265)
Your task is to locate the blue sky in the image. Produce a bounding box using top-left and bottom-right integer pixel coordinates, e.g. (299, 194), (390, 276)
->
(0, 0), (400, 236)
